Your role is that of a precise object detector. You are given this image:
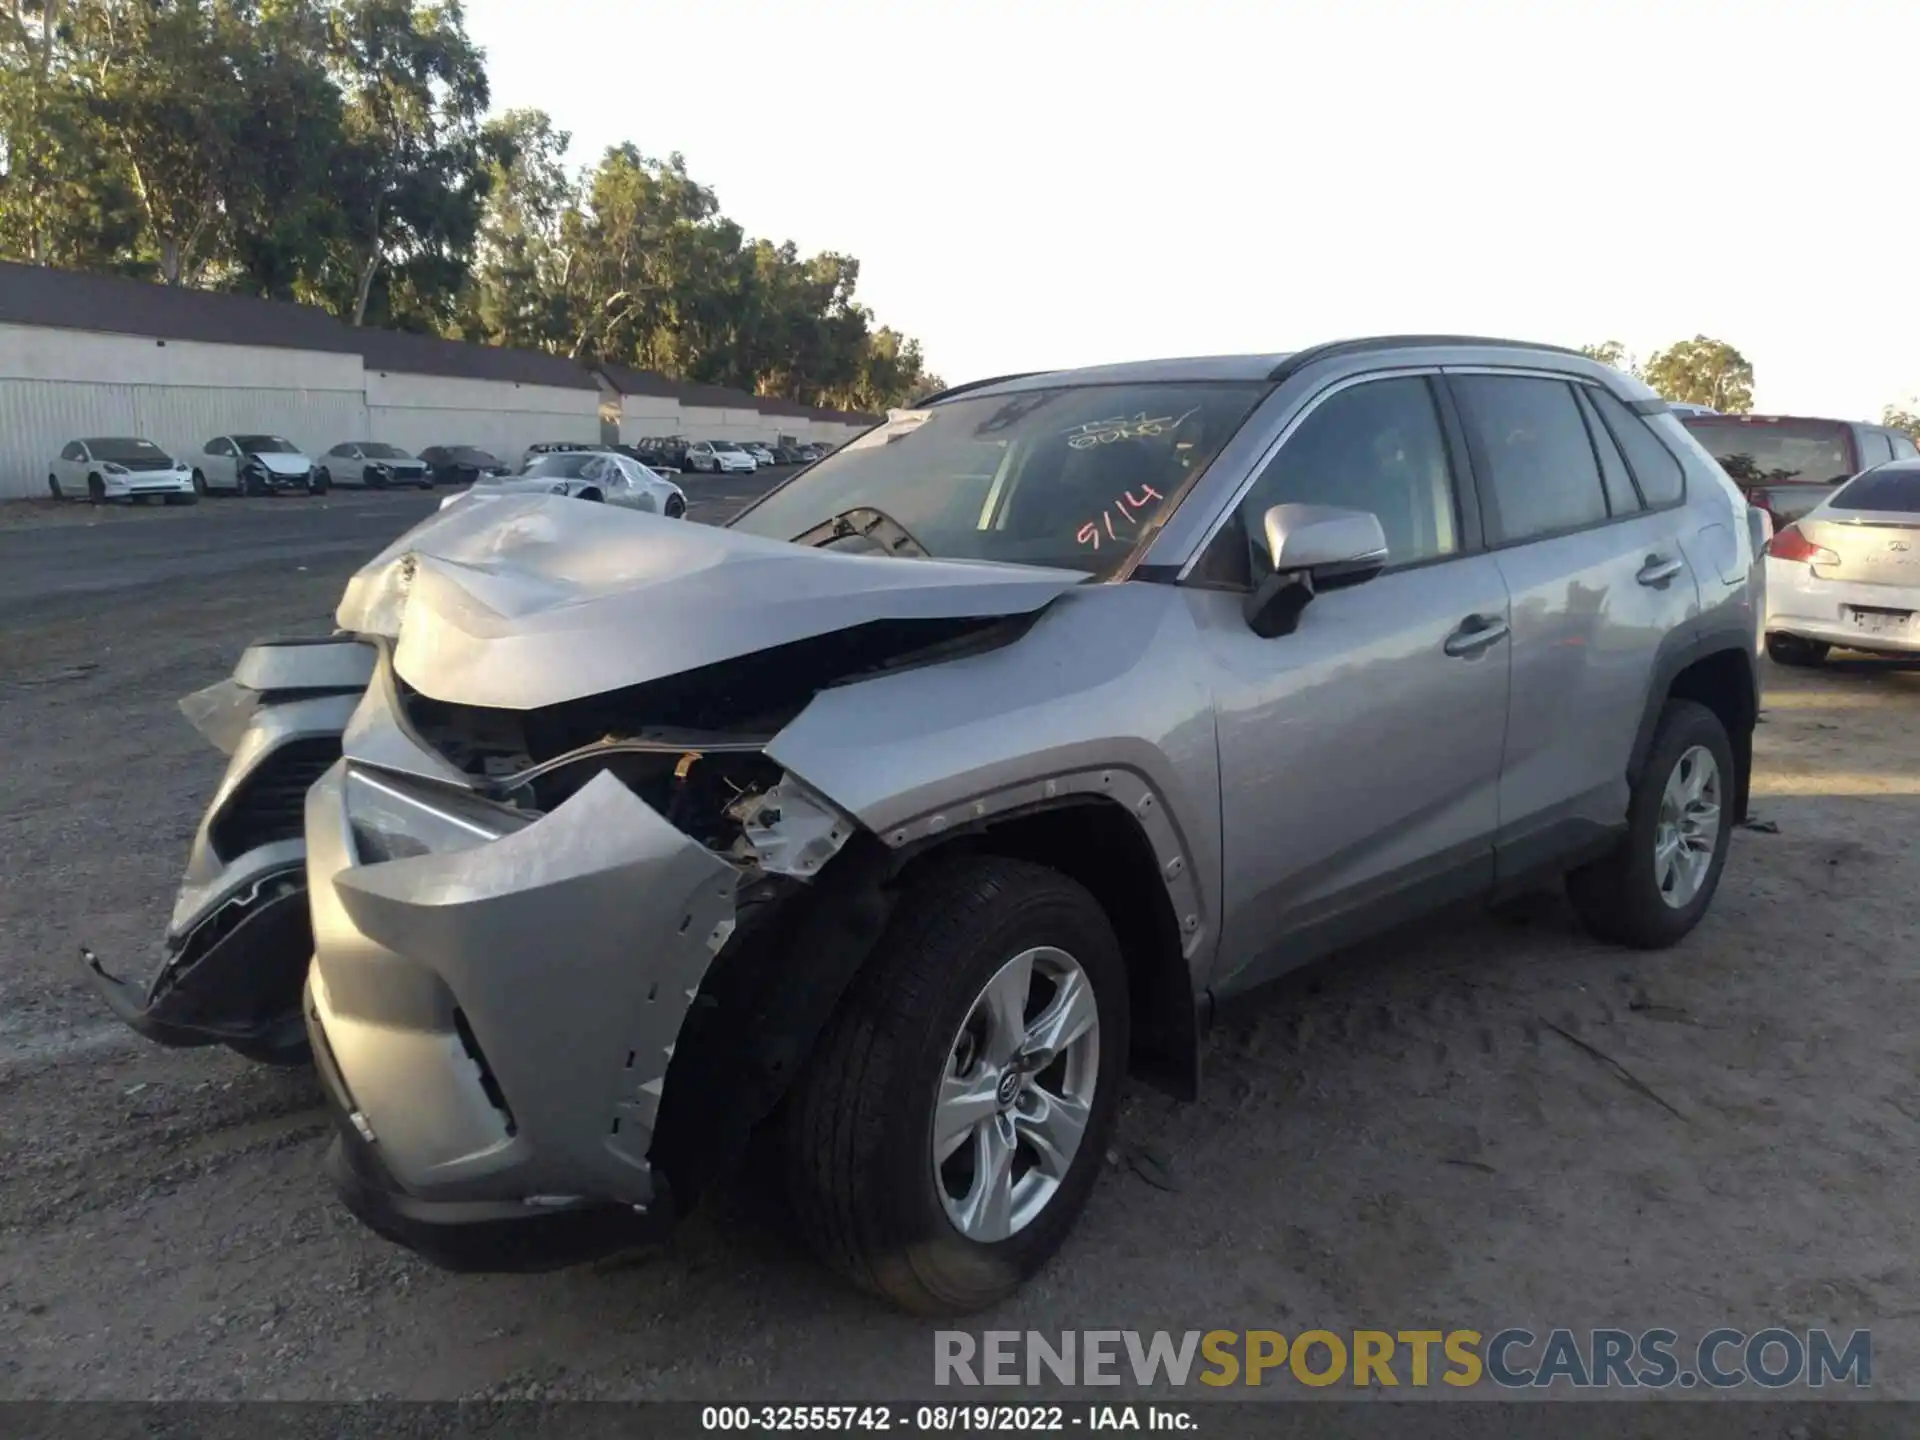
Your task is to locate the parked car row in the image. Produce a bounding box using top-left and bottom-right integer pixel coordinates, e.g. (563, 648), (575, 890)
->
(629, 435), (825, 472)
(47, 437), (526, 504)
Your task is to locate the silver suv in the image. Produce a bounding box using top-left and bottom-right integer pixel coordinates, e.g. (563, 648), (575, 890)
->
(91, 337), (1762, 1314)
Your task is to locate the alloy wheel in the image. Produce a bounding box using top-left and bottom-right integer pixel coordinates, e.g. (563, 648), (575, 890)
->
(931, 946), (1100, 1243)
(1654, 744), (1721, 908)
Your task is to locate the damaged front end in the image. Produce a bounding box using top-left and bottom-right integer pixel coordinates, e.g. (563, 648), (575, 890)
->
(84, 636), (375, 1063)
(296, 496), (1073, 1269)
(302, 645), (883, 1269)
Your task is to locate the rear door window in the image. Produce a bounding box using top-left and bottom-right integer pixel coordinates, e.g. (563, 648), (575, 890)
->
(1859, 428), (1895, 466)
(1893, 433), (1919, 460)
(1587, 387), (1686, 507)
(1450, 375), (1609, 544)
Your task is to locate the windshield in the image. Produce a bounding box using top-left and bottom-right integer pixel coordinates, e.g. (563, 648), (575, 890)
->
(713, 441), (744, 452)
(360, 442), (412, 459)
(522, 453), (598, 479)
(1683, 418), (1853, 485)
(234, 435), (298, 454)
(86, 437), (167, 462)
(728, 382), (1268, 578)
(1831, 464), (1920, 514)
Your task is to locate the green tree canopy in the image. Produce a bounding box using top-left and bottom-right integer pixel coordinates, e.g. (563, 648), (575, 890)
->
(0, 1), (940, 406)
(1642, 335), (1755, 413)
(1882, 404), (1920, 443)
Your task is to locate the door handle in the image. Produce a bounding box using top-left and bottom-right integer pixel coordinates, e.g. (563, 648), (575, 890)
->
(1444, 614), (1510, 657)
(1637, 554), (1685, 587)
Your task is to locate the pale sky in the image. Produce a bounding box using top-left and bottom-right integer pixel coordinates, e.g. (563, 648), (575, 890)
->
(465, 0), (1920, 419)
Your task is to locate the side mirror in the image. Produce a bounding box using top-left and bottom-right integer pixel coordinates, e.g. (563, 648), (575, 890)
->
(1244, 503), (1390, 639)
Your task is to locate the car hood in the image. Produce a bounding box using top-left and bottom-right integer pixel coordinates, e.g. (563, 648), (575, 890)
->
(337, 493), (1085, 709)
(250, 452), (311, 473)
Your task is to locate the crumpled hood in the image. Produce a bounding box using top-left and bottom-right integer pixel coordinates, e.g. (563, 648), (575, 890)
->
(338, 493), (1085, 710)
(251, 453), (311, 474)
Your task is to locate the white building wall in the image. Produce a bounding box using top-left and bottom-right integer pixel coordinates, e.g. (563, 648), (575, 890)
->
(617, 395), (681, 445)
(362, 370), (600, 466)
(0, 323), (367, 497)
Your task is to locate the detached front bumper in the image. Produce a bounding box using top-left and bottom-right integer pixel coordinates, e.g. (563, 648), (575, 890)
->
(84, 637), (375, 1055)
(301, 693), (745, 1267)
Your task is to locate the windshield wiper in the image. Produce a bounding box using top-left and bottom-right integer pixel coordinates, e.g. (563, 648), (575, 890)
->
(789, 507), (929, 558)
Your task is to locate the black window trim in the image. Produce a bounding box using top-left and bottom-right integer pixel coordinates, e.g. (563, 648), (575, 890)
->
(1581, 382), (1688, 513)
(1569, 383), (1646, 516)
(1179, 368), (1483, 593)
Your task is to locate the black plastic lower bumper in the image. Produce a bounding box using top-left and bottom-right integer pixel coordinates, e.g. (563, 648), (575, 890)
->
(82, 878), (312, 1060)
(306, 984), (673, 1273)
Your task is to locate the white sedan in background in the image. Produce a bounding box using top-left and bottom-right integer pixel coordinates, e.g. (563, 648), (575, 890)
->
(194, 434), (325, 495)
(1763, 459), (1920, 665)
(49, 437), (196, 504)
(684, 439), (759, 474)
(440, 449), (687, 516)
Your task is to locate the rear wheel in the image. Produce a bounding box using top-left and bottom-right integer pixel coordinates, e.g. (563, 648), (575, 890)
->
(1568, 699), (1735, 950)
(1766, 633), (1829, 667)
(783, 855), (1128, 1315)
(578, 487), (604, 503)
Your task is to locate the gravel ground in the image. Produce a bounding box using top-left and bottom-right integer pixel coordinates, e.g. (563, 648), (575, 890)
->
(1, 496), (1915, 1402)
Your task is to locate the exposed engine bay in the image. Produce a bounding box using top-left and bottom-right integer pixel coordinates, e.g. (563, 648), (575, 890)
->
(397, 614), (1033, 864)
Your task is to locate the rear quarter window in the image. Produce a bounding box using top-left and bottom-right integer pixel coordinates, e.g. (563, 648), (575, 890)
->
(1588, 388), (1686, 507)
(1858, 428), (1895, 466)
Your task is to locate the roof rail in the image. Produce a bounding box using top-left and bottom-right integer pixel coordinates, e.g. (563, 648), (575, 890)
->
(1269, 334), (1588, 381)
(913, 370), (1059, 406)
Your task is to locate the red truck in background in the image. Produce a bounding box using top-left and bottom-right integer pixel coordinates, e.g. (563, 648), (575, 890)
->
(1681, 412), (1919, 528)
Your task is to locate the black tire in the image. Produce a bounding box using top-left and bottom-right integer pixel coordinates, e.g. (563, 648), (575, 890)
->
(365, 468), (388, 490)
(578, 487), (604, 503)
(1766, 633), (1829, 667)
(782, 855), (1129, 1315)
(664, 493), (687, 519)
(241, 468), (265, 497)
(86, 473), (105, 505)
(1567, 699), (1736, 950)
(48, 475), (62, 500)
(192, 469), (209, 496)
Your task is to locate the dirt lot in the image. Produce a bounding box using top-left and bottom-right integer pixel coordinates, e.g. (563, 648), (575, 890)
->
(1, 498), (1915, 1401)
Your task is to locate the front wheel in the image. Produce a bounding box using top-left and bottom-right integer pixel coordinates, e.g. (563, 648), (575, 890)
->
(86, 474), (106, 505)
(1766, 633), (1829, 667)
(48, 475), (62, 500)
(192, 469), (208, 496)
(783, 855), (1128, 1315)
(1567, 698), (1736, 950)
